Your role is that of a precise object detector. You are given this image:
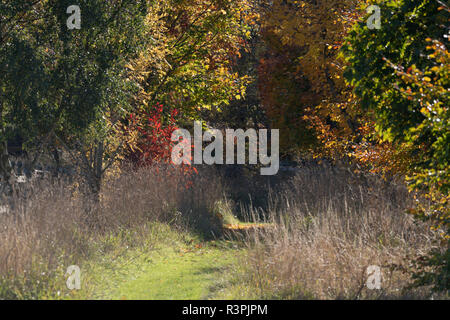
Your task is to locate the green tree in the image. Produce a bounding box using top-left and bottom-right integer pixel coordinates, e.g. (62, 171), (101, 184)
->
(0, 0), (148, 198)
(342, 0), (449, 292)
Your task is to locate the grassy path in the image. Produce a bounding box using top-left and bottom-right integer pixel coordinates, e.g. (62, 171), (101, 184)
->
(62, 216), (271, 300)
(68, 226), (244, 300)
(99, 245), (241, 300)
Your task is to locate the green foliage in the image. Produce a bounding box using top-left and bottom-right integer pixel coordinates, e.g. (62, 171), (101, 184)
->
(0, 0), (148, 150)
(342, 0), (447, 144)
(342, 0), (449, 292)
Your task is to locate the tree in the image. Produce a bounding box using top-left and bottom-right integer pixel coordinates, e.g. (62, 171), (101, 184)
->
(0, 0), (149, 200)
(342, 0), (449, 291)
(256, 0), (361, 154)
(127, 0), (254, 122)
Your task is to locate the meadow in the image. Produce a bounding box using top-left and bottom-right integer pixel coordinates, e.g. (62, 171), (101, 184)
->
(0, 0), (448, 300)
(0, 163), (444, 300)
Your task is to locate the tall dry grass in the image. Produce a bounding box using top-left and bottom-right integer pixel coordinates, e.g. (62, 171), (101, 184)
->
(0, 163), (443, 299)
(0, 165), (225, 299)
(234, 165), (442, 299)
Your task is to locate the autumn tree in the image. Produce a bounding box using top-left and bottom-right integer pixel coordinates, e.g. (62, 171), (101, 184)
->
(342, 0), (449, 291)
(257, 0), (361, 154)
(127, 0), (255, 122)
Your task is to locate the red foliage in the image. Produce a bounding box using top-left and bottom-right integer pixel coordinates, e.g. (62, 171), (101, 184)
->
(127, 103), (179, 166)
(125, 103), (197, 186)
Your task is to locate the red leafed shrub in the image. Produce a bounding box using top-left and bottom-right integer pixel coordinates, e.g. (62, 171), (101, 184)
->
(127, 103), (179, 166)
(125, 103), (197, 182)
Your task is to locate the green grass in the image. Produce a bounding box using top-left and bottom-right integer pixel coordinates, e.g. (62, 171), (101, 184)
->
(13, 207), (263, 300)
(102, 246), (239, 300)
(1, 210), (263, 300)
(66, 223), (244, 300)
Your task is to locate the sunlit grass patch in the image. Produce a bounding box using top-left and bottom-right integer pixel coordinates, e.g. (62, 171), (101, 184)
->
(67, 223), (244, 300)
